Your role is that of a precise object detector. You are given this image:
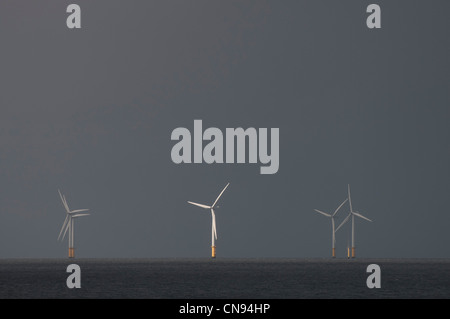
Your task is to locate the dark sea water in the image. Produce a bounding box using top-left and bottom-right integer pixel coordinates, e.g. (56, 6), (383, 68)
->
(0, 258), (449, 299)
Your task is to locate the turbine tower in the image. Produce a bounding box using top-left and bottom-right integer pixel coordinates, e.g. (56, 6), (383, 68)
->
(57, 190), (90, 258)
(187, 182), (230, 258)
(335, 184), (372, 258)
(313, 198), (348, 258)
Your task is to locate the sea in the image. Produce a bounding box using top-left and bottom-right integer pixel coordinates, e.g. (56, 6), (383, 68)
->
(0, 258), (449, 299)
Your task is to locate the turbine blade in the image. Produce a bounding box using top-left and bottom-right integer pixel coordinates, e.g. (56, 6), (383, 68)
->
(187, 201), (211, 209)
(58, 189), (64, 204)
(348, 184), (353, 212)
(313, 209), (331, 218)
(353, 211), (372, 222)
(336, 213), (351, 232)
(70, 209), (89, 214)
(211, 209), (217, 240)
(58, 215), (69, 240)
(332, 198), (348, 217)
(58, 190), (70, 213)
(63, 195), (71, 212)
(212, 182), (230, 208)
(61, 217), (71, 241)
(72, 214), (90, 218)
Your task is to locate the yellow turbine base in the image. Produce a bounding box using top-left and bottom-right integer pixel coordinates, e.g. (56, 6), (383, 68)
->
(332, 248), (336, 258)
(352, 247), (355, 258)
(211, 246), (216, 258)
(68, 248), (75, 258)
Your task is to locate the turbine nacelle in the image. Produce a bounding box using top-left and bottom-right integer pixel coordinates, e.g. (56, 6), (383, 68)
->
(314, 198), (348, 217)
(68, 209), (90, 215)
(187, 182), (230, 211)
(335, 185), (373, 233)
(313, 185), (374, 258)
(187, 183), (230, 257)
(335, 210), (372, 233)
(313, 198), (348, 255)
(57, 190), (90, 254)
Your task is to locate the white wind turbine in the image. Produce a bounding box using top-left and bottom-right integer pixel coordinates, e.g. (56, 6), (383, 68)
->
(187, 183), (230, 258)
(57, 190), (90, 258)
(314, 198), (348, 258)
(335, 184), (372, 258)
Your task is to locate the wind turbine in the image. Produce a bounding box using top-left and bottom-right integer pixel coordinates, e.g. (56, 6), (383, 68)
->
(57, 190), (90, 258)
(187, 182), (230, 258)
(314, 198), (348, 258)
(335, 184), (372, 258)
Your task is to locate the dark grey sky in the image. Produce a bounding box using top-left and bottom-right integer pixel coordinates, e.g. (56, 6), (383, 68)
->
(0, 1), (449, 258)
